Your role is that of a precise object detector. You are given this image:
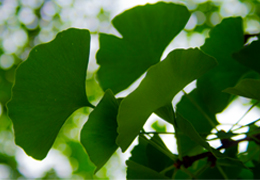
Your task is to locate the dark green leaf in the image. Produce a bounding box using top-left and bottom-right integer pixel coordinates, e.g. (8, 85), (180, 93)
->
(233, 38), (260, 74)
(217, 158), (246, 168)
(223, 79), (260, 101)
(128, 135), (149, 167)
(238, 168), (254, 179)
(177, 89), (218, 135)
(200, 17), (249, 113)
(175, 114), (223, 158)
(96, 2), (190, 94)
(80, 89), (119, 172)
(7, 28), (92, 160)
(198, 163), (242, 179)
(247, 123), (260, 138)
(154, 103), (175, 125)
(146, 135), (174, 173)
(117, 48), (217, 151)
(127, 135), (174, 179)
(176, 89), (218, 156)
(216, 131), (236, 140)
(252, 161), (260, 179)
(126, 160), (169, 179)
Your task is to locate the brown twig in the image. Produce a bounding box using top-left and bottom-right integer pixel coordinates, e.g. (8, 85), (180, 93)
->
(174, 133), (260, 169)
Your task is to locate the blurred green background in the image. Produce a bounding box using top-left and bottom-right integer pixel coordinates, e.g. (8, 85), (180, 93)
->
(0, 0), (260, 179)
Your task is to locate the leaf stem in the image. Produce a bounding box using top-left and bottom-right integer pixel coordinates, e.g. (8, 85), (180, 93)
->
(175, 132), (260, 169)
(194, 161), (211, 178)
(160, 165), (174, 175)
(139, 134), (177, 162)
(180, 166), (194, 178)
(228, 101), (259, 132)
(217, 165), (229, 179)
(140, 131), (175, 135)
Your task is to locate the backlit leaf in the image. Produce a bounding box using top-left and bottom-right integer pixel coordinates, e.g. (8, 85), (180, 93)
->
(176, 114), (223, 158)
(233, 38), (260, 74)
(127, 135), (174, 179)
(96, 2), (190, 94)
(223, 79), (260, 101)
(80, 89), (119, 172)
(117, 48), (217, 151)
(200, 17), (249, 113)
(7, 28), (92, 160)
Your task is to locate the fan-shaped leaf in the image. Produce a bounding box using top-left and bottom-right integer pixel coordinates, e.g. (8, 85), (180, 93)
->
(7, 28), (92, 160)
(116, 48), (217, 151)
(200, 17), (249, 113)
(223, 79), (260, 101)
(233, 38), (260, 74)
(96, 2), (190, 94)
(80, 89), (119, 172)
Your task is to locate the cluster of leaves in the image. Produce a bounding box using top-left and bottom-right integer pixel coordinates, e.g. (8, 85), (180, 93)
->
(6, 2), (260, 179)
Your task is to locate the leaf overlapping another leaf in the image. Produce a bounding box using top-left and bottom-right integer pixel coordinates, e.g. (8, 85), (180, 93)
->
(127, 135), (175, 179)
(223, 79), (260, 101)
(80, 89), (119, 172)
(116, 48), (217, 151)
(233, 37), (260, 74)
(199, 17), (249, 113)
(175, 17), (249, 156)
(96, 2), (190, 94)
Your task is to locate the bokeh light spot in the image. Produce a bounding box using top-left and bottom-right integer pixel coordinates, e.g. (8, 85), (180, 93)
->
(189, 32), (205, 47)
(12, 29), (28, 47)
(18, 7), (36, 25)
(194, 11), (206, 25)
(0, 54), (14, 69)
(3, 38), (17, 54)
(210, 12), (222, 26)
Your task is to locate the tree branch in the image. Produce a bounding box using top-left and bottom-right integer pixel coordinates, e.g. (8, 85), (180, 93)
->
(174, 132), (260, 169)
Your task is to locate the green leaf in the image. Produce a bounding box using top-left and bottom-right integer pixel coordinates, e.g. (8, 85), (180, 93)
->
(252, 161), (260, 179)
(127, 135), (174, 179)
(198, 162), (242, 179)
(117, 48), (217, 151)
(146, 135), (175, 174)
(126, 160), (169, 179)
(200, 17), (249, 113)
(80, 89), (119, 172)
(233, 38), (260, 74)
(7, 28), (92, 160)
(175, 114), (223, 158)
(238, 168), (254, 179)
(96, 2), (190, 94)
(177, 89), (218, 135)
(223, 79), (260, 101)
(176, 89), (218, 156)
(154, 103), (175, 125)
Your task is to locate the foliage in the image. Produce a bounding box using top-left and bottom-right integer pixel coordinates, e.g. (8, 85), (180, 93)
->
(3, 1), (260, 179)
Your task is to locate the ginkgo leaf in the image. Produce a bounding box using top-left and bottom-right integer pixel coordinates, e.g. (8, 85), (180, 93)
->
(96, 2), (190, 94)
(233, 38), (260, 74)
(80, 89), (119, 172)
(223, 79), (260, 101)
(127, 135), (174, 179)
(7, 28), (93, 160)
(175, 114), (223, 158)
(116, 48), (217, 151)
(200, 17), (249, 113)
